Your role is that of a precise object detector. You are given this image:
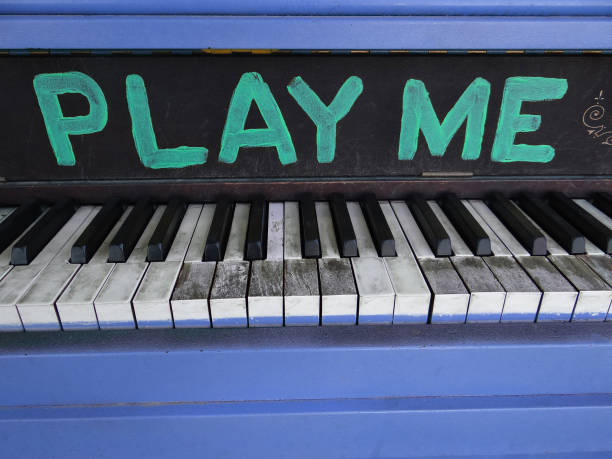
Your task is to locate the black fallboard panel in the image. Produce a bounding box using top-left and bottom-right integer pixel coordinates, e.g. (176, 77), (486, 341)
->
(0, 54), (610, 182)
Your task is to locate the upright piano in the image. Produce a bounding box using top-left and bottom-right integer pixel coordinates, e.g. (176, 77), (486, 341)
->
(0, 1), (611, 457)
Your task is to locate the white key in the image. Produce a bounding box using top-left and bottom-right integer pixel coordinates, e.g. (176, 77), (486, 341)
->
(248, 259), (283, 327)
(172, 205), (216, 327)
(549, 254), (611, 321)
(184, 203), (215, 262)
(319, 257), (357, 325)
(171, 261), (216, 327)
(284, 201), (301, 259)
(0, 207), (15, 222)
(210, 260), (249, 327)
(573, 199), (609, 255)
(223, 203), (249, 261)
(469, 200), (530, 257)
(267, 202), (284, 261)
(247, 202), (285, 326)
(347, 201), (394, 324)
(380, 202), (430, 323)
(94, 205), (166, 329)
(391, 201), (434, 259)
(284, 258), (319, 326)
(517, 255), (577, 321)
(428, 201), (472, 256)
(316, 202), (340, 258)
(452, 256), (506, 323)
(133, 204), (200, 328)
(465, 200), (512, 257)
(432, 201), (505, 322)
(347, 202), (377, 257)
(56, 206), (133, 330)
(16, 206), (99, 331)
(513, 202), (567, 255)
(419, 257), (470, 323)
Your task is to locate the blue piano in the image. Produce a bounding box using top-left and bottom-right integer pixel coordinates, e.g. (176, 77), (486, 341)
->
(0, 1), (611, 457)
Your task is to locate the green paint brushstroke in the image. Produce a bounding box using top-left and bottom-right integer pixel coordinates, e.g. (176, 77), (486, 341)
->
(287, 75), (363, 163)
(33, 71), (108, 166)
(219, 72), (296, 165)
(398, 77), (490, 160)
(492, 76), (568, 163)
(126, 74), (207, 169)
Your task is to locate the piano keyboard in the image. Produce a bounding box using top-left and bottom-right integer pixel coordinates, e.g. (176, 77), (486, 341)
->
(0, 193), (609, 331)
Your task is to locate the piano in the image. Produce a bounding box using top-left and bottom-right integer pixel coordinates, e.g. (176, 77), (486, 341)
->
(0, 1), (611, 457)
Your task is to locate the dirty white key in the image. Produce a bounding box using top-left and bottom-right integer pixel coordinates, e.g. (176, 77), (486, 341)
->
(428, 201), (472, 256)
(284, 201), (301, 259)
(210, 260), (249, 327)
(248, 259), (283, 327)
(431, 201), (505, 322)
(319, 257), (357, 325)
(248, 202), (284, 326)
(224, 203), (250, 261)
(56, 206), (132, 330)
(171, 204), (216, 327)
(316, 202), (340, 259)
(209, 203), (251, 327)
(133, 204), (201, 328)
(469, 200), (530, 257)
(380, 202), (430, 323)
(549, 254), (611, 321)
(16, 206), (100, 331)
(347, 201), (394, 324)
(184, 203), (215, 262)
(465, 200), (512, 257)
(391, 201), (434, 259)
(574, 199), (609, 255)
(452, 256), (506, 323)
(420, 258), (469, 323)
(94, 205), (165, 329)
(284, 258), (319, 326)
(267, 202), (284, 261)
(517, 255), (577, 321)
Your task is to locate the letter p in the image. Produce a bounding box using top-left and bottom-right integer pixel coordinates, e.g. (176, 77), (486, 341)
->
(33, 71), (107, 166)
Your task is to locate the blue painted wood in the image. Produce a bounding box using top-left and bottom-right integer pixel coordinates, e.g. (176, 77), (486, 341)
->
(0, 323), (610, 406)
(2, 0), (611, 15)
(1, 395), (611, 458)
(0, 16), (610, 50)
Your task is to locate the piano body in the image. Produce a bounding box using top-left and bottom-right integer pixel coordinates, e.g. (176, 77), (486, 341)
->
(0, 1), (611, 457)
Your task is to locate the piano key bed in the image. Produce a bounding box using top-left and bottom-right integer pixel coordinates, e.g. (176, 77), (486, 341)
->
(0, 192), (609, 332)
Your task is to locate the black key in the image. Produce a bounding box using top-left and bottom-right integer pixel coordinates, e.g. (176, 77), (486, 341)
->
(147, 198), (187, 262)
(517, 194), (585, 254)
(11, 199), (75, 266)
(0, 200), (43, 254)
(486, 192), (546, 256)
(245, 196), (267, 260)
(408, 194), (451, 257)
(109, 198), (155, 263)
(360, 193), (396, 257)
(204, 197), (234, 261)
(299, 195), (321, 258)
(592, 192), (612, 217)
(329, 193), (358, 257)
(71, 198), (123, 264)
(439, 193), (491, 256)
(548, 192), (612, 254)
